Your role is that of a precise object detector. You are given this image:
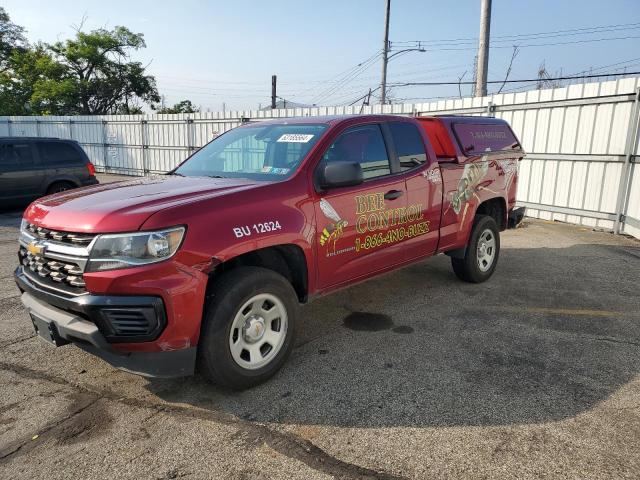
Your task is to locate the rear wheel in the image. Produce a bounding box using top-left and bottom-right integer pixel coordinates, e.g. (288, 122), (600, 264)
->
(46, 181), (76, 195)
(198, 266), (298, 389)
(451, 215), (500, 283)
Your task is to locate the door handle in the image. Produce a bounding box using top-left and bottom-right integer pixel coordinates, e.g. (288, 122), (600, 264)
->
(384, 189), (404, 200)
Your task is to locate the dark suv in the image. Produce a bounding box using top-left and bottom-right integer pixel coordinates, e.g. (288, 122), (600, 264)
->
(0, 137), (98, 205)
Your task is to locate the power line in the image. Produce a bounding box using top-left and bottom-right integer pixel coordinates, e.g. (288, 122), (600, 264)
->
(391, 21), (640, 45)
(329, 64), (470, 106)
(159, 83), (270, 93)
(388, 71), (640, 88)
(312, 62), (467, 85)
(571, 57), (640, 75)
(163, 57), (640, 103)
(390, 34), (640, 52)
(310, 54), (382, 103)
(494, 56), (640, 94)
(308, 52), (383, 105)
(158, 87), (269, 99)
(155, 75), (267, 85)
(279, 51), (382, 103)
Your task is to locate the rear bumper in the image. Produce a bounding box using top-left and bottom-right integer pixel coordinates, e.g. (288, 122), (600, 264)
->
(508, 206), (526, 228)
(82, 177), (99, 186)
(14, 267), (196, 377)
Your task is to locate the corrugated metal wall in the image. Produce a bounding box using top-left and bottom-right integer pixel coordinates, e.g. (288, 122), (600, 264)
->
(1, 78), (639, 238)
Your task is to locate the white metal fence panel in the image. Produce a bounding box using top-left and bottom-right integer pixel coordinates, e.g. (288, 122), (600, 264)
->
(1, 78), (639, 238)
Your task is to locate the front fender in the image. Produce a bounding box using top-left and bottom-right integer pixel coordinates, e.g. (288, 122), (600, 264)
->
(140, 179), (315, 282)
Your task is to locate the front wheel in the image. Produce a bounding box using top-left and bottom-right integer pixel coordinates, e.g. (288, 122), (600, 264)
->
(198, 266), (298, 389)
(451, 215), (500, 283)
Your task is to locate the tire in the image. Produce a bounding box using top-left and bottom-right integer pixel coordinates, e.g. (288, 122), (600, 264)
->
(47, 181), (76, 195)
(198, 266), (298, 390)
(451, 215), (500, 283)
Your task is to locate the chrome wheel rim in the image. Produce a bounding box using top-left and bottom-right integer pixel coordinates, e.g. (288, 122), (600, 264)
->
(229, 293), (288, 370)
(477, 229), (496, 272)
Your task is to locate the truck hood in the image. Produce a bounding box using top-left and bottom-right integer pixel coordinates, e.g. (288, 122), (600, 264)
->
(25, 175), (264, 233)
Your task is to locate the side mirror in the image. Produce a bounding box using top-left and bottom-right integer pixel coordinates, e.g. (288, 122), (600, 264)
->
(318, 162), (363, 190)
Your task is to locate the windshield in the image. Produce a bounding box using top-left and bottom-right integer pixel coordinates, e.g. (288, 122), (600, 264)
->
(174, 123), (327, 180)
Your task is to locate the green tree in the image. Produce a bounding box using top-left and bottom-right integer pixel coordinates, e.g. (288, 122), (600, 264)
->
(1, 45), (71, 115)
(155, 99), (199, 114)
(0, 7), (31, 114)
(44, 26), (160, 114)
(0, 9), (159, 116)
(0, 6), (26, 71)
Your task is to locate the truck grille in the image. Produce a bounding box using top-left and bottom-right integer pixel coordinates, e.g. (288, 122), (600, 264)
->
(25, 222), (95, 247)
(19, 247), (87, 293)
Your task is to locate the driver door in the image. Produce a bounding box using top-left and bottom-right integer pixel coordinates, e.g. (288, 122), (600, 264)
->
(314, 123), (407, 290)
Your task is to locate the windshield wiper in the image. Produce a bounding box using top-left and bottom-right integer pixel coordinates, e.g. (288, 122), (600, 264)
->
(207, 175), (227, 178)
(168, 171), (184, 176)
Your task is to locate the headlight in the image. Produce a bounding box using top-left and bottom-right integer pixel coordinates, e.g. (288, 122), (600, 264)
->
(86, 227), (185, 272)
(19, 219), (34, 244)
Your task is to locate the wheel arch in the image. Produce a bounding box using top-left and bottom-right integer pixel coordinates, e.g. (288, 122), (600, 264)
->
(445, 196), (506, 259)
(45, 176), (81, 193)
(474, 196), (507, 231)
(208, 243), (309, 303)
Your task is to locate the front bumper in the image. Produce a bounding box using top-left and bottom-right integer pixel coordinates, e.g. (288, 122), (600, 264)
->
(15, 266), (196, 377)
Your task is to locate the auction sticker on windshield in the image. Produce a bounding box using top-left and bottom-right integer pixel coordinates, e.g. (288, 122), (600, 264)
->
(261, 166), (290, 174)
(277, 134), (314, 143)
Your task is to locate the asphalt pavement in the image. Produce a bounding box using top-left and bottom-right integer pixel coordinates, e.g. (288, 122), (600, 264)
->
(0, 177), (639, 479)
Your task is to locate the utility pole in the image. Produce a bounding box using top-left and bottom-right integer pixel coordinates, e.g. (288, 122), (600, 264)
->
(380, 0), (391, 105)
(471, 55), (478, 96)
(474, 0), (492, 97)
(271, 75), (277, 109)
(360, 88), (373, 114)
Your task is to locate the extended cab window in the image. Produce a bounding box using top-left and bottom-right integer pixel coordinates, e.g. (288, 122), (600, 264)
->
(322, 124), (390, 180)
(0, 143), (34, 169)
(175, 124), (327, 180)
(37, 142), (83, 165)
(388, 122), (427, 171)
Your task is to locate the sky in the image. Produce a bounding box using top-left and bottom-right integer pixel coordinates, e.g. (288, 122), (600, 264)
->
(3, 0), (640, 111)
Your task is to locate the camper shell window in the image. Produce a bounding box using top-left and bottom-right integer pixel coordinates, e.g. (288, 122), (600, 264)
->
(452, 123), (519, 155)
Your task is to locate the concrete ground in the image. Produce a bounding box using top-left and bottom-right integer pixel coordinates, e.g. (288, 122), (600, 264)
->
(0, 175), (639, 479)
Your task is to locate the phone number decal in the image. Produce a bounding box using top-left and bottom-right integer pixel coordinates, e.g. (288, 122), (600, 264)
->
(355, 221), (430, 252)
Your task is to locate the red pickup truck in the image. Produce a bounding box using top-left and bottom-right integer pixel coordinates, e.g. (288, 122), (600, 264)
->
(15, 114), (524, 389)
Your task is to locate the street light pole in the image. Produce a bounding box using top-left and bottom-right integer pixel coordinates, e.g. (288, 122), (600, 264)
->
(381, 47), (426, 102)
(380, 0), (391, 105)
(387, 47), (425, 62)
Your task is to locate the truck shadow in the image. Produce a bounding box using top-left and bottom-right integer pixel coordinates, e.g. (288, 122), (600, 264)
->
(147, 241), (640, 428)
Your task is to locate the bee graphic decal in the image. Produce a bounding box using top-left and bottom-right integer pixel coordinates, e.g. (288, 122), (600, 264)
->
(319, 198), (348, 255)
(451, 161), (490, 225)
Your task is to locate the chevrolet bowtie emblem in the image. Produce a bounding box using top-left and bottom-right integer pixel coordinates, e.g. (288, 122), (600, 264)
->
(27, 242), (44, 256)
